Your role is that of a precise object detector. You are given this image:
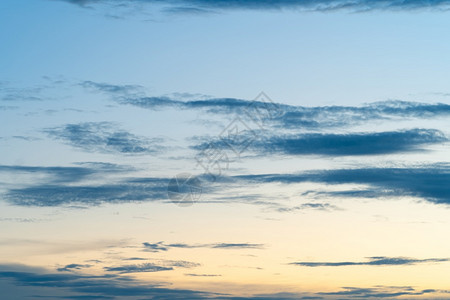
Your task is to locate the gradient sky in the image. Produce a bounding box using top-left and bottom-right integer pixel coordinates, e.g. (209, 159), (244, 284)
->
(1, 1), (450, 299)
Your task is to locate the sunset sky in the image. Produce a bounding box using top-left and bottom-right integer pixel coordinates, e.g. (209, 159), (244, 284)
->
(1, 1), (450, 299)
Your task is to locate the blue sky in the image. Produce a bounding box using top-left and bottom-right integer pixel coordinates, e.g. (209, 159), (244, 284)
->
(4, 0), (450, 104)
(1, 0), (450, 299)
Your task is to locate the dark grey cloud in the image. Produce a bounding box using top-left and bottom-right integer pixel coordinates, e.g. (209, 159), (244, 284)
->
(278, 100), (450, 129)
(121, 257), (147, 261)
(238, 164), (450, 205)
(57, 264), (92, 272)
(164, 260), (201, 268)
(276, 202), (338, 213)
(45, 122), (163, 155)
(104, 263), (173, 273)
(318, 286), (445, 298)
(0, 163), (129, 184)
(211, 243), (264, 249)
(142, 241), (169, 252)
(56, 0), (450, 12)
(129, 96), (450, 129)
(290, 256), (449, 267)
(184, 273), (222, 277)
(0, 264), (447, 299)
(85, 81), (450, 130)
(4, 180), (168, 207)
(80, 81), (143, 95)
(200, 128), (447, 157)
(143, 241), (265, 252)
(119, 95), (282, 118)
(0, 264), (218, 299)
(1, 163), (169, 207)
(4, 162), (450, 208)
(6, 162), (450, 208)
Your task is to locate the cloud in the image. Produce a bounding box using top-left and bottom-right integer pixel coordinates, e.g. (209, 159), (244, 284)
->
(0, 85), (44, 102)
(202, 128), (447, 157)
(3, 162), (450, 208)
(211, 243), (264, 249)
(0, 163), (130, 184)
(0, 264), (448, 299)
(119, 95), (279, 117)
(80, 82), (450, 135)
(290, 256), (449, 267)
(105, 259), (202, 273)
(142, 241), (169, 252)
(55, 0), (450, 12)
(239, 164), (450, 205)
(45, 122), (163, 155)
(276, 202), (339, 213)
(0, 105), (18, 110)
(161, 260), (200, 268)
(86, 81), (450, 129)
(80, 81), (143, 95)
(6, 162), (450, 208)
(0, 264), (217, 299)
(4, 180), (168, 207)
(57, 264), (92, 272)
(143, 241), (265, 252)
(184, 273), (222, 277)
(104, 263), (173, 273)
(278, 100), (450, 129)
(0, 163), (169, 207)
(318, 286), (445, 298)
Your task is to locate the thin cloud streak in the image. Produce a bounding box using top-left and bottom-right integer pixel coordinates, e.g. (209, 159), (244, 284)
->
(143, 241), (265, 252)
(290, 256), (449, 267)
(56, 0), (450, 12)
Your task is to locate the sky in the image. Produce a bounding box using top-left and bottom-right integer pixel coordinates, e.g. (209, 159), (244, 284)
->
(1, 0), (450, 299)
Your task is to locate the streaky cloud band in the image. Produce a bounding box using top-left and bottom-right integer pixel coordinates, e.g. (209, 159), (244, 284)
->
(290, 256), (449, 267)
(56, 0), (450, 12)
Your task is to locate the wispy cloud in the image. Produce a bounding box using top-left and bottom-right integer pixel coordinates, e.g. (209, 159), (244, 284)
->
(4, 180), (168, 207)
(0, 264), (218, 299)
(239, 164), (450, 205)
(45, 122), (164, 155)
(82, 82), (450, 130)
(0, 163), (133, 188)
(184, 273), (222, 277)
(318, 286), (448, 298)
(276, 203), (339, 213)
(57, 264), (92, 272)
(4, 162), (450, 207)
(0, 264), (448, 299)
(211, 243), (265, 249)
(142, 241), (169, 252)
(143, 241), (265, 252)
(290, 256), (449, 267)
(55, 0), (450, 13)
(104, 263), (174, 273)
(0, 85), (45, 102)
(0, 163), (168, 207)
(81, 80), (144, 95)
(199, 129), (447, 157)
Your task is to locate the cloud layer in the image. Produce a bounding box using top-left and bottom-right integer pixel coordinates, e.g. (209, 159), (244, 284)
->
(200, 128), (447, 157)
(45, 122), (163, 155)
(290, 256), (449, 267)
(1, 264), (448, 299)
(143, 241), (265, 252)
(239, 165), (450, 204)
(58, 0), (450, 12)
